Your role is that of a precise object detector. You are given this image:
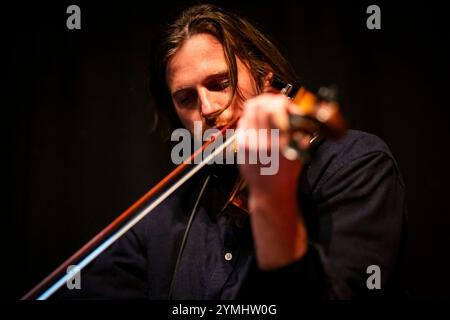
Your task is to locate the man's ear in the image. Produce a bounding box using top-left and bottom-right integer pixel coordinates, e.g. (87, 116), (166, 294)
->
(263, 71), (275, 93)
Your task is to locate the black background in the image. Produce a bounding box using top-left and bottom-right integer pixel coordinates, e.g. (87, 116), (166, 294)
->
(6, 0), (450, 299)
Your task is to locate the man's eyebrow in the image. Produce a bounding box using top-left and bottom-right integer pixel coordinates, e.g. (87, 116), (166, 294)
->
(204, 71), (229, 82)
(171, 71), (229, 96)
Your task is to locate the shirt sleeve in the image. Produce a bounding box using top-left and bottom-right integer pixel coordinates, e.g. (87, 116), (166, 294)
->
(249, 144), (407, 300)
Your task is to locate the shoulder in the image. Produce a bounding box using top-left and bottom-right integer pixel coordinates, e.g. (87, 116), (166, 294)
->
(304, 130), (403, 193)
(316, 129), (392, 162)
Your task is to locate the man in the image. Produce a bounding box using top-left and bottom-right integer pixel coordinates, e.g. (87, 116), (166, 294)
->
(58, 3), (407, 300)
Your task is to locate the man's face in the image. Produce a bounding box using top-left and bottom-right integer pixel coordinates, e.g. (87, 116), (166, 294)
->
(166, 33), (258, 133)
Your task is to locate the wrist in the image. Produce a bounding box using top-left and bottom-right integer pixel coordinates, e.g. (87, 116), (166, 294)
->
(248, 184), (298, 215)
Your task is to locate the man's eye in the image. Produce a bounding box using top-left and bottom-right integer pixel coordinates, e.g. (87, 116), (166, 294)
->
(179, 95), (195, 106)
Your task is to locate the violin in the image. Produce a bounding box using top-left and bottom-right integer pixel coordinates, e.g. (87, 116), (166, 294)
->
(21, 81), (346, 300)
(222, 82), (345, 214)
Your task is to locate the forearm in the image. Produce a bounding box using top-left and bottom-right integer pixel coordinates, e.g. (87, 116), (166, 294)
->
(248, 186), (308, 271)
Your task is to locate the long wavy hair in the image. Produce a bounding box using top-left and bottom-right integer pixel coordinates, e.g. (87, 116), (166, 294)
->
(149, 3), (298, 137)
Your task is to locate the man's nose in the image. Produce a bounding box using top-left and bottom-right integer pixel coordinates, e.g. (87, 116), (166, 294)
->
(198, 87), (223, 119)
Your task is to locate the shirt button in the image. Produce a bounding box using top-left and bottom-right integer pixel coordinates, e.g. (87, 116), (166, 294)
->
(224, 252), (233, 261)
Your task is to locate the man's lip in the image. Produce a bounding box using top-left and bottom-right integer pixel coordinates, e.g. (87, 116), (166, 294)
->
(214, 118), (239, 131)
(214, 124), (227, 130)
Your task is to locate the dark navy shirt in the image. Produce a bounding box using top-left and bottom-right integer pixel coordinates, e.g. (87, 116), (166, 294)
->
(57, 130), (407, 300)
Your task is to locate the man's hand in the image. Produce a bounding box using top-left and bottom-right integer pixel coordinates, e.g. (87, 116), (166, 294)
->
(236, 93), (308, 271)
